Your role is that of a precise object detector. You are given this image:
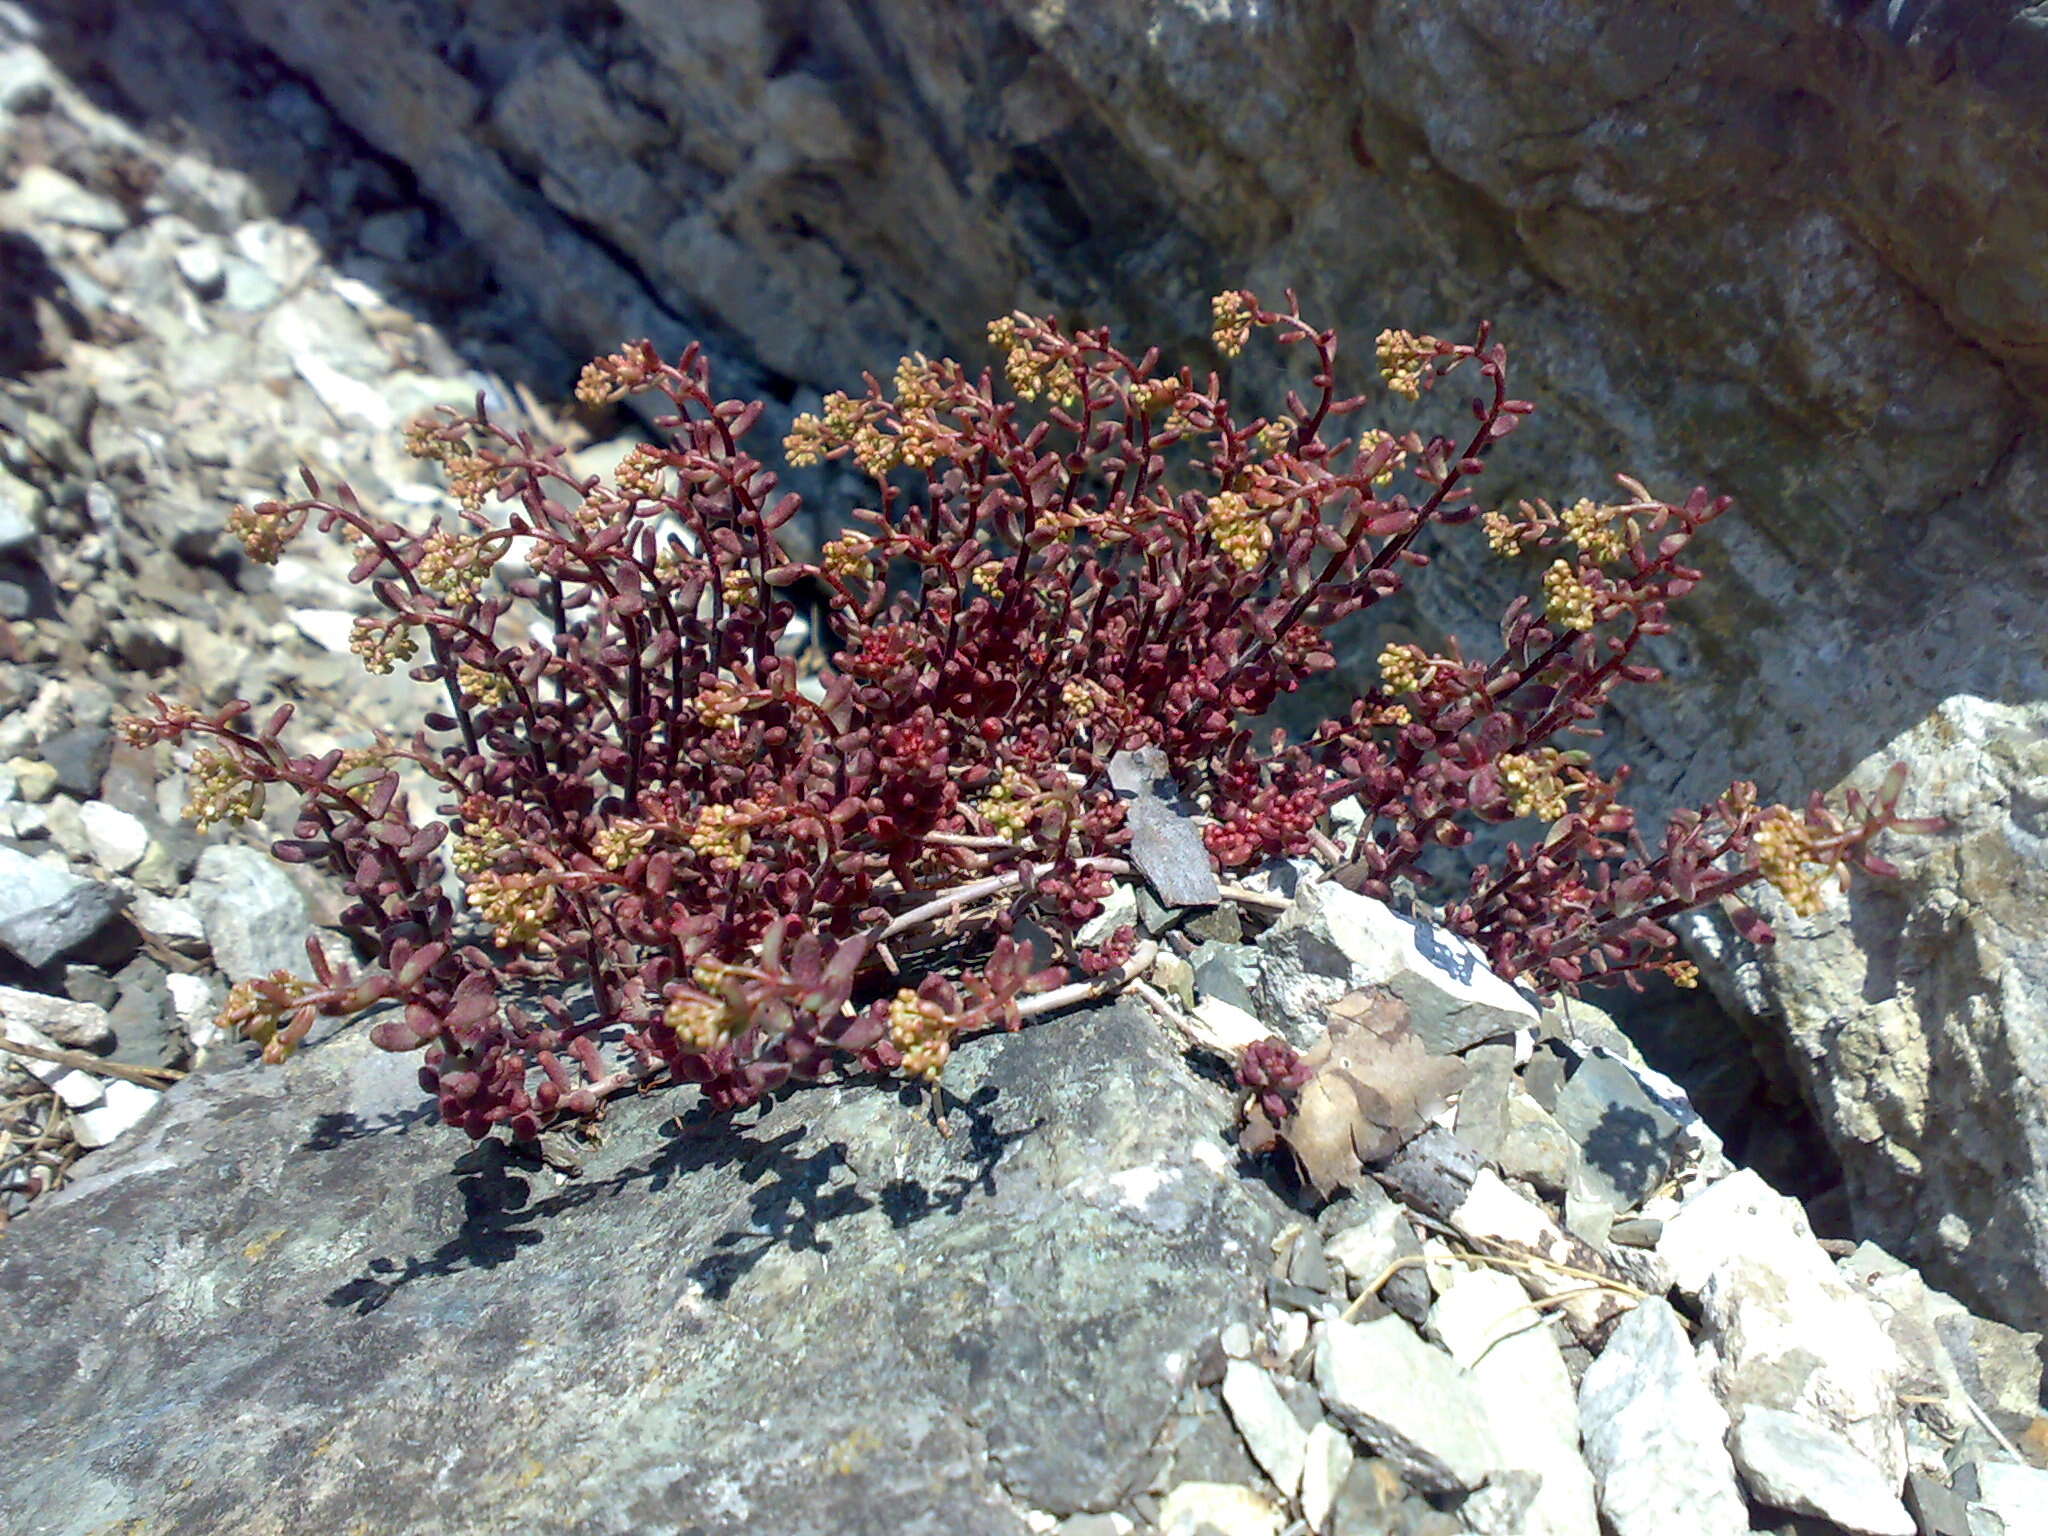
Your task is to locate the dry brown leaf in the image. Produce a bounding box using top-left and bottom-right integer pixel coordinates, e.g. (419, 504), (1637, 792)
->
(1275, 988), (1471, 1199)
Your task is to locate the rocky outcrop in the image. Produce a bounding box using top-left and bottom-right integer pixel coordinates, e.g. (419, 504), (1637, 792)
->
(0, 1001), (1288, 1535)
(59, 0), (2048, 821)
(1681, 695), (2048, 1335)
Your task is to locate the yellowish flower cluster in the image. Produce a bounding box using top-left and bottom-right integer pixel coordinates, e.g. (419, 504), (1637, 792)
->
(1377, 642), (1439, 696)
(986, 315), (1080, 407)
(416, 529), (494, 605)
(693, 680), (748, 731)
(1498, 749), (1575, 822)
(783, 391), (873, 468)
(1753, 807), (1837, 917)
(449, 800), (515, 878)
(888, 989), (959, 1084)
(1482, 510), (1526, 557)
(575, 347), (654, 407)
(1135, 377), (1183, 417)
(349, 615), (419, 676)
(614, 443), (668, 502)
(1542, 559), (1601, 631)
(457, 662), (514, 706)
(893, 353), (943, 412)
(1205, 491), (1271, 571)
(895, 414), (949, 471)
(1211, 291), (1253, 358)
(975, 765), (1040, 842)
(823, 531), (878, 582)
(1255, 416), (1296, 457)
(226, 502), (294, 565)
(686, 804), (752, 868)
(403, 416), (450, 460)
(464, 870), (557, 948)
(1562, 497), (1635, 564)
(183, 747), (263, 832)
(216, 971), (316, 1062)
(664, 990), (740, 1053)
(849, 423), (903, 478)
(1372, 702), (1413, 727)
(971, 558), (1006, 595)
(721, 568), (760, 608)
(1061, 678), (1107, 719)
(330, 748), (394, 808)
(1667, 960), (1700, 989)
(1375, 328), (1440, 400)
(1356, 428), (1404, 487)
(442, 452), (496, 514)
(592, 818), (657, 871)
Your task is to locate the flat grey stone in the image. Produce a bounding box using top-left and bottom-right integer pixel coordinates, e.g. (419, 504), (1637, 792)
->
(1955, 1459), (2048, 1535)
(1429, 1268), (1598, 1536)
(0, 846), (127, 968)
(39, 726), (113, 800)
(1660, 1172), (1907, 1487)
(1191, 941), (1263, 1017)
(1727, 1405), (1913, 1536)
(78, 800), (150, 874)
(188, 843), (314, 982)
(1552, 1053), (1684, 1213)
(0, 1000), (1286, 1534)
(1221, 1358), (1309, 1494)
(1127, 792), (1222, 909)
(0, 983), (114, 1050)
(1320, 1179), (1429, 1324)
(1298, 1421), (1353, 1535)
(1577, 1300), (1749, 1536)
(1256, 881), (1536, 1054)
(0, 468), (39, 554)
(1313, 1315), (1501, 1493)
(3, 165), (127, 231)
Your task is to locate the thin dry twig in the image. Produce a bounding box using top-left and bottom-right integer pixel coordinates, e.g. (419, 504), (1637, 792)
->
(0, 1036), (184, 1086)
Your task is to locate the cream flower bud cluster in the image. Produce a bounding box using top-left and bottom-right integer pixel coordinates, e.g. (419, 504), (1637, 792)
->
(664, 991), (739, 1053)
(1355, 428), (1404, 487)
(1542, 559), (1601, 631)
(1211, 291), (1252, 358)
(986, 315), (1081, 407)
(1754, 808), (1835, 917)
(417, 529), (493, 604)
(686, 804), (752, 868)
(593, 818), (657, 871)
(349, 616), (420, 676)
(614, 443), (668, 502)
(464, 870), (556, 948)
(1205, 491), (1271, 571)
(823, 532), (878, 582)
(888, 990), (957, 1083)
(182, 747), (264, 832)
(1377, 643), (1439, 696)
(1498, 749), (1573, 822)
(1562, 497), (1634, 564)
(721, 568), (761, 608)
(226, 502), (293, 564)
(457, 662), (514, 706)
(1375, 328), (1439, 400)
(975, 766), (1040, 842)
(574, 348), (652, 407)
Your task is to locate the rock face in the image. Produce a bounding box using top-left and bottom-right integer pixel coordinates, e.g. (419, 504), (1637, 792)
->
(1681, 696), (2048, 1332)
(0, 1002), (1286, 1535)
(75, 0), (2048, 827)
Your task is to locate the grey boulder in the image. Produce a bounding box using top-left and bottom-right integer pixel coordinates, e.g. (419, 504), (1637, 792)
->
(0, 999), (1286, 1535)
